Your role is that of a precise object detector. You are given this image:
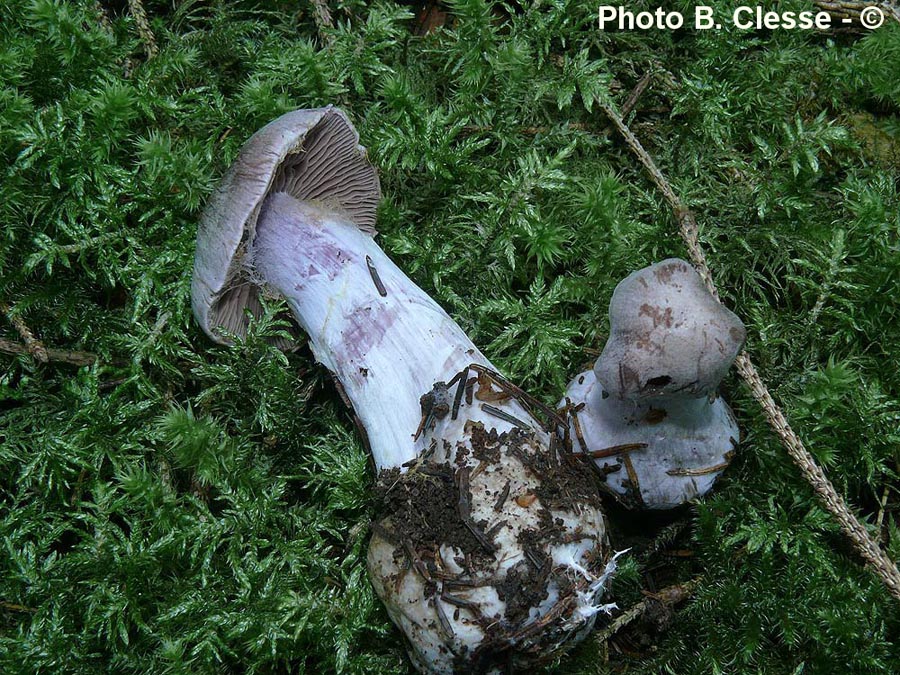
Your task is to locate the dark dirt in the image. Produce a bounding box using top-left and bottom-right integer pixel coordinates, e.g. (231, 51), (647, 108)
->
(505, 427), (604, 514)
(374, 462), (495, 564)
(644, 407), (668, 424)
(371, 366), (613, 672)
(420, 381), (452, 421)
(467, 420), (502, 463)
(495, 555), (551, 625)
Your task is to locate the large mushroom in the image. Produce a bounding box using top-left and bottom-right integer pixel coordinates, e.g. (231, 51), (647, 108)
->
(191, 108), (615, 673)
(561, 259), (746, 509)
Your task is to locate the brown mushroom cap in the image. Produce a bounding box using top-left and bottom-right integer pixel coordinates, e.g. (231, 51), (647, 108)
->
(594, 258), (746, 400)
(191, 107), (381, 346)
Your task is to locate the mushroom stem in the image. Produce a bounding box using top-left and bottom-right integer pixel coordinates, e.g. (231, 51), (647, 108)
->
(251, 192), (491, 470)
(192, 109), (614, 673)
(251, 192), (613, 672)
(568, 374), (739, 507)
(563, 259), (745, 509)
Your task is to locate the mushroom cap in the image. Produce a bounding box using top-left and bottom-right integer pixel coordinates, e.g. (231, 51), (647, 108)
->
(191, 107), (381, 346)
(595, 258), (746, 400)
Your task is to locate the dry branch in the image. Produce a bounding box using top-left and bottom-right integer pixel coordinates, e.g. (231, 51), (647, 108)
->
(127, 0), (158, 57)
(2, 303), (48, 363)
(599, 95), (900, 602)
(814, 0), (900, 27)
(0, 338), (101, 367)
(93, 0), (113, 31)
(310, 0), (336, 45)
(461, 121), (594, 136)
(620, 69), (654, 119)
(1, 601), (36, 614)
(596, 578), (700, 643)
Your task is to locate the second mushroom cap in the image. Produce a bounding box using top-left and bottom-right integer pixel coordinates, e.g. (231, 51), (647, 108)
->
(595, 258), (746, 400)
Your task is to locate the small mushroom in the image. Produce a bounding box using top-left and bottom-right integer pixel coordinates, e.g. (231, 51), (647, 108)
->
(562, 259), (746, 509)
(192, 108), (614, 673)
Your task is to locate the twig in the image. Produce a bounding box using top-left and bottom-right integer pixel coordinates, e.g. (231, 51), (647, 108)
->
(595, 578), (700, 643)
(805, 233), (844, 334)
(144, 311), (171, 349)
(461, 75), (660, 138)
(814, 0), (900, 28)
(55, 232), (119, 255)
(93, 1), (137, 77)
(1, 600), (37, 613)
(876, 484), (890, 542)
(127, 0), (158, 57)
(462, 121), (594, 136)
(93, 0), (113, 32)
(640, 519), (690, 560)
(620, 69), (654, 119)
(2, 304), (48, 363)
(0, 338), (101, 367)
(310, 0), (335, 45)
(600, 97), (900, 602)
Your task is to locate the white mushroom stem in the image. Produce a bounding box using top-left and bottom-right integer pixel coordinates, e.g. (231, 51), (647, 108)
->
(251, 192), (492, 470)
(249, 191), (613, 673)
(565, 370), (738, 509)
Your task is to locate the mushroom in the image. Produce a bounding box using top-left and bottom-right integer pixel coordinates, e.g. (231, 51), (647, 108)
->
(561, 258), (746, 509)
(191, 108), (615, 673)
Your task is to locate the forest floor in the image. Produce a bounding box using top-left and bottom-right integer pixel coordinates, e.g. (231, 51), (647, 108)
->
(2, 1), (899, 673)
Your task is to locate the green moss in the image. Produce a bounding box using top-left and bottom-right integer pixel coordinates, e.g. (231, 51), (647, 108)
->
(2, 1), (899, 673)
